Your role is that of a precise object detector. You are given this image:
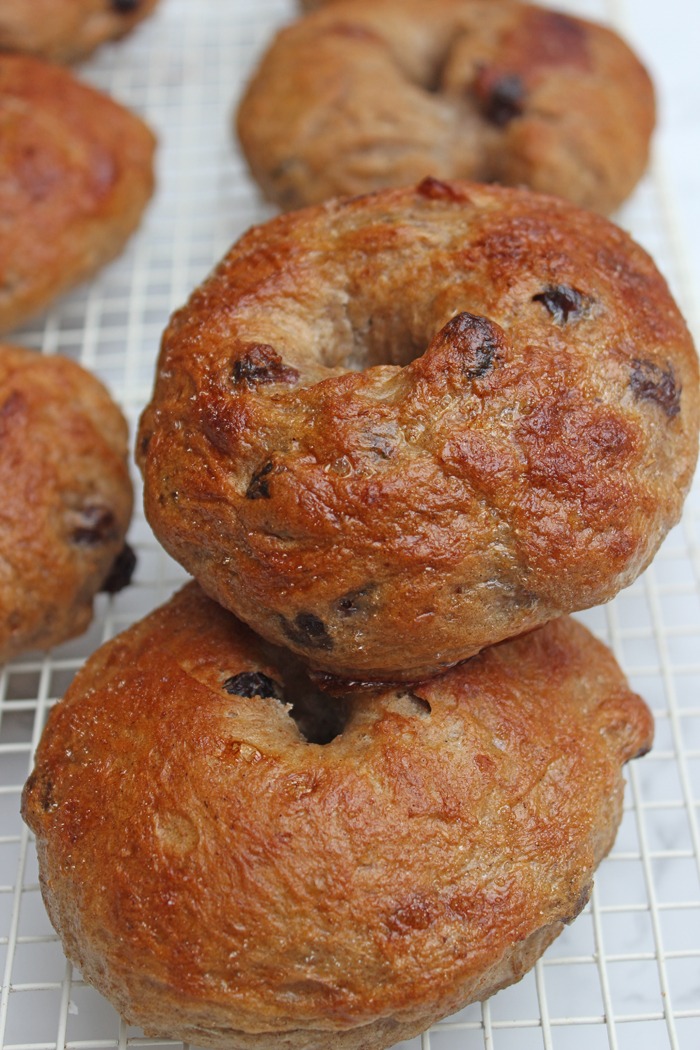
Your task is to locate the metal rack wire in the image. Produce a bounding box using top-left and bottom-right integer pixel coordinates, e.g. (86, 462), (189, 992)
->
(1, 1), (698, 1048)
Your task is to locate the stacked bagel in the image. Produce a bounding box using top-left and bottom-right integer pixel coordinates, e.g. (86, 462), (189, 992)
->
(22, 3), (700, 1050)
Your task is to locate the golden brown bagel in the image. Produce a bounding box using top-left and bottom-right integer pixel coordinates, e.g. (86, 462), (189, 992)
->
(137, 180), (700, 685)
(0, 54), (155, 334)
(237, 0), (655, 215)
(0, 345), (134, 664)
(22, 582), (654, 1050)
(0, 0), (160, 64)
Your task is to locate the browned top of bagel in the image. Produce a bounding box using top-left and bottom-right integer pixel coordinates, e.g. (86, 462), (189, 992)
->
(0, 54), (155, 334)
(0, 344), (133, 663)
(22, 582), (653, 1050)
(0, 0), (160, 63)
(237, 0), (655, 215)
(138, 180), (699, 684)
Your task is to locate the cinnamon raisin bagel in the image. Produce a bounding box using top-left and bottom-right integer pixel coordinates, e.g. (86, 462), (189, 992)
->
(0, 345), (134, 664)
(22, 582), (654, 1050)
(0, 54), (155, 334)
(0, 0), (160, 64)
(137, 180), (700, 685)
(237, 0), (655, 215)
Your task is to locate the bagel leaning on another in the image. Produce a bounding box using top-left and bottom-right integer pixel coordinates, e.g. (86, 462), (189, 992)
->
(22, 582), (654, 1050)
(237, 0), (655, 215)
(137, 179), (699, 686)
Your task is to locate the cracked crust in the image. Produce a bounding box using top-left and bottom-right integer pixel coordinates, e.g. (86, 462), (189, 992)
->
(0, 53), (155, 334)
(22, 583), (654, 1050)
(237, 0), (655, 215)
(0, 0), (160, 64)
(137, 180), (699, 683)
(0, 344), (134, 664)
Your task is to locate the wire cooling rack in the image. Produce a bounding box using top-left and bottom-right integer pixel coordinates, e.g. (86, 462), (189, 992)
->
(1, 1), (699, 1048)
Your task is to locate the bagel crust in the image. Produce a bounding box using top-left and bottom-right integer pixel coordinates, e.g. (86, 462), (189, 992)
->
(0, 345), (134, 664)
(0, 54), (155, 334)
(22, 582), (654, 1050)
(237, 0), (655, 215)
(138, 180), (699, 684)
(0, 0), (160, 64)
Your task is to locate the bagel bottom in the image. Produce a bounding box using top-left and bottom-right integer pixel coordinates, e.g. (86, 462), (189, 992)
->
(22, 584), (653, 1050)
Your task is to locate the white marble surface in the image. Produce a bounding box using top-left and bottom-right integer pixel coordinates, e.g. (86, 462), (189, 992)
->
(0, 1), (699, 1049)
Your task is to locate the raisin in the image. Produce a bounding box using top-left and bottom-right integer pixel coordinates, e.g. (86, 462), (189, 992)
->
(232, 344), (299, 388)
(72, 504), (118, 545)
(475, 71), (526, 127)
(416, 176), (465, 202)
(630, 359), (681, 418)
(100, 543), (137, 594)
(280, 612), (333, 651)
(532, 285), (590, 324)
(435, 312), (500, 378)
(246, 460), (275, 500)
(222, 672), (283, 700)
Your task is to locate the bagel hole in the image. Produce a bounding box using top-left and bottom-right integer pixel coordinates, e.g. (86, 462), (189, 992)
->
(339, 311), (433, 371)
(319, 276), (462, 373)
(232, 649), (350, 745)
(282, 661), (351, 745)
(393, 27), (464, 95)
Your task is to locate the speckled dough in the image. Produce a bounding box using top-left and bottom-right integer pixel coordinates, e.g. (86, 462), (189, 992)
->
(22, 583), (654, 1050)
(237, 0), (655, 215)
(137, 180), (700, 685)
(0, 54), (155, 334)
(0, 0), (160, 64)
(0, 345), (134, 664)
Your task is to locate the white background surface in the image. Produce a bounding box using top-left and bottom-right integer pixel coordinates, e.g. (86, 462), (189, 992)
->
(0, 1), (699, 1049)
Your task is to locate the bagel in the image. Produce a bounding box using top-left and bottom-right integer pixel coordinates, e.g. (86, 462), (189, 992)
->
(0, 0), (160, 64)
(237, 0), (655, 215)
(0, 54), (155, 334)
(22, 581), (654, 1050)
(137, 180), (700, 685)
(0, 345), (134, 664)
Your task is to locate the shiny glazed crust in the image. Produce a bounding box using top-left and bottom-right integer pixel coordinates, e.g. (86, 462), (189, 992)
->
(237, 0), (655, 215)
(0, 0), (160, 64)
(137, 180), (700, 684)
(22, 583), (654, 1050)
(0, 345), (133, 664)
(0, 54), (155, 334)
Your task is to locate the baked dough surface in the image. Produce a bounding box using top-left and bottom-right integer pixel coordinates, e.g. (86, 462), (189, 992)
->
(0, 344), (133, 663)
(0, 54), (155, 333)
(238, 0), (655, 214)
(0, 0), (160, 63)
(138, 179), (700, 683)
(23, 582), (654, 1050)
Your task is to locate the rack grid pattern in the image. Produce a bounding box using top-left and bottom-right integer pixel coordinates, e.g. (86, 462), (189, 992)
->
(1, 1), (699, 1049)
